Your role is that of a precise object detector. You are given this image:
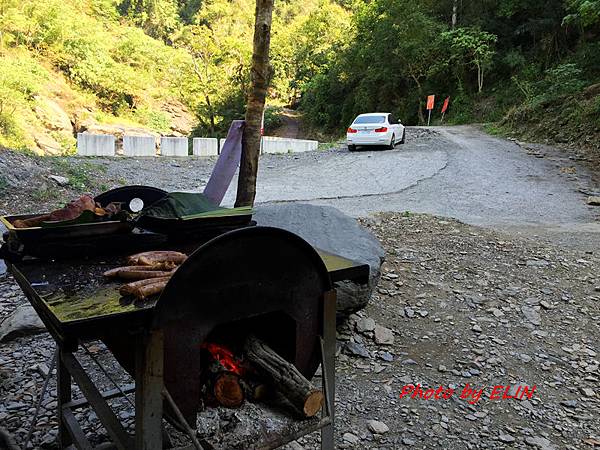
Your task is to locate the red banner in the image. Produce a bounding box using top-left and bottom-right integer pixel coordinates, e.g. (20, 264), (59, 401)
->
(426, 95), (435, 110)
(441, 97), (450, 113)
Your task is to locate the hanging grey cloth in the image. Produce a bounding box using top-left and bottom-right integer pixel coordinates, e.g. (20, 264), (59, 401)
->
(203, 120), (245, 205)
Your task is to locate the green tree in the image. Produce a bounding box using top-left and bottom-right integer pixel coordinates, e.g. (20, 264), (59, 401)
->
(118, 0), (180, 41)
(442, 27), (497, 93)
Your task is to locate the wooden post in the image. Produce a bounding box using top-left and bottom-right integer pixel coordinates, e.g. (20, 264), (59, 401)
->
(135, 329), (164, 450)
(57, 349), (73, 449)
(235, 0), (275, 207)
(321, 290), (336, 450)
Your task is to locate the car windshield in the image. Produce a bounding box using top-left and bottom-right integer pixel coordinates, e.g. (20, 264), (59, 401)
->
(353, 115), (386, 124)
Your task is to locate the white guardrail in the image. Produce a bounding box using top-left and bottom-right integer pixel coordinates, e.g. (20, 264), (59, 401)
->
(76, 133), (319, 157)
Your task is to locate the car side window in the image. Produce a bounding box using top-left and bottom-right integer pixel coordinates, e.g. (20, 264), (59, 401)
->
(389, 114), (396, 124)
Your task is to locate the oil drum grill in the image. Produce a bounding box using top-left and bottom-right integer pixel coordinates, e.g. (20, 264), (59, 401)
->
(2, 189), (370, 450)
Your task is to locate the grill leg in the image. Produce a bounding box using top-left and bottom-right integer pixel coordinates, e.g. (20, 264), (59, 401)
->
(57, 349), (73, 449)
(321, 290), (336, 450)
(135, 329), (164, 450)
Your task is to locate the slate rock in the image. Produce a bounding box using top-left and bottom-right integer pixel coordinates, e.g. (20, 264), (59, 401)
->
(0, 305), (46, 342)
(343, 433), (360, 444)
(254, 203), (384, 313)
(48, 175), (70, 186)
(521, 306), (541, 326)
(0, 427), (19, 450)
(366, 420), (389, 434)
(356, 317), (376, 333)
(524, 436), (557, 450)
(587, 196), (600, 206)
(344, 342), (370, 358)
(374, 325), (394, 345)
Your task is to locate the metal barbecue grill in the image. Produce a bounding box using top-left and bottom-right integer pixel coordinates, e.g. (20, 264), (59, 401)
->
(1, 188), (369, 449)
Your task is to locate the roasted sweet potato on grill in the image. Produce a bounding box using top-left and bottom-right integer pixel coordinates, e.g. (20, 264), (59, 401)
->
(119, 277), (171, 299)
(103, 262), (178, 278)
(127, 251), (187, 266)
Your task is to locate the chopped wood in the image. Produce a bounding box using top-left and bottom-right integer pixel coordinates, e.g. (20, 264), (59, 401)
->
(213, 373), (244, 408)
(244, 335), (323, 417)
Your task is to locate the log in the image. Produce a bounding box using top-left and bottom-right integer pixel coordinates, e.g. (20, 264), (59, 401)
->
(213, 373), (244, 408)
(244, 335), (323, 417)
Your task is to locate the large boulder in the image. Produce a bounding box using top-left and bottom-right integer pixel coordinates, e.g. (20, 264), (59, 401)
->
(254, 203), (384, 314)
(0, 304), (46, 342)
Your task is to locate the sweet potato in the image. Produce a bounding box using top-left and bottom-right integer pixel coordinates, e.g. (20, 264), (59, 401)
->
(116, 269), (174, 281)
(127, 251), (187, 266)
(119, 277), (170, 299)
(103, 262), (178, 278)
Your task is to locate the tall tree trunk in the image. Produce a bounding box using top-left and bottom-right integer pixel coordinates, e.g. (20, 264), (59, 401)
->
(451, 0), (457, 29)
(235, 0), (274, 207)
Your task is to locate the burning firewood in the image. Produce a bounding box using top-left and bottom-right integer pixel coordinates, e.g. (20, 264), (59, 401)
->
(212, 373), (245, 408)
(244, 335), (324, 418)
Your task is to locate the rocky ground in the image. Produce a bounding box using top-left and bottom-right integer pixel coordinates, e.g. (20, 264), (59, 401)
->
(1, 212), (599, 449)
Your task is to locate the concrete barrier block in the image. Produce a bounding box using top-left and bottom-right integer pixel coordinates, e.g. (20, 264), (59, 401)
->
(123, 135), (156, 157)
(76, 133), (115, 156)
(193, 138), (218, 157)
(261, 136), (319, 154)
(160, 137), (188, 156)
(219, 138), (226, 154)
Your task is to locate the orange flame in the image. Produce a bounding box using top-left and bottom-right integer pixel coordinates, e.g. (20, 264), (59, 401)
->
(201, 342), (244, 376)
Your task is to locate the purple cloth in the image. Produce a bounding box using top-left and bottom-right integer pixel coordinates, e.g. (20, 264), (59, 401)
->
(203, 120), (245, 205)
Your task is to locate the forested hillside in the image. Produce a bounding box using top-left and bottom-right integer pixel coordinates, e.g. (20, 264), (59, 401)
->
(0, 0), (348, 152)
(0, 0), (599, 154)
(302, 0), (600, 149)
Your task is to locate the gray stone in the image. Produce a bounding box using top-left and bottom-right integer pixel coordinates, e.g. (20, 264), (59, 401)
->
(0, 305), (46, 342)
(499, 434), (515, 443)
(521, 306), (541, 326)
(366, 420), (389, 434)
(344, 342), (370, 358)
(48, 175), (69, 186)
(0, 427), (19, 450)
(524, 436), (557, 450)
(374, 325), (394, 345)
(378, 351), (394, 362)
(356, 317), (376, 333)
(254, 203), (384, 313)
(587, 196), (600, 206)
(342, 433), (360, 444)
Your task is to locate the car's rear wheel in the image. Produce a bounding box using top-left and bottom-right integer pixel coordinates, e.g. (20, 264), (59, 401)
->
(387, 134), (395, 150)
(399, 129), (406, 144)
(348, 144), (356, 152)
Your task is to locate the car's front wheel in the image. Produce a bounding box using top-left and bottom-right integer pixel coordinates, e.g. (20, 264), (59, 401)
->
(387, 134), (395, 150)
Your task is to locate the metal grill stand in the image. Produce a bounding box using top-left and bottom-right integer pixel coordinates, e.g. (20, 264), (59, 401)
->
(55, 290), (337, 450)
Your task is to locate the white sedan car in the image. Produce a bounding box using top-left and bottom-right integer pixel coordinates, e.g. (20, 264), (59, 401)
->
(346, 113), (405, 151)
